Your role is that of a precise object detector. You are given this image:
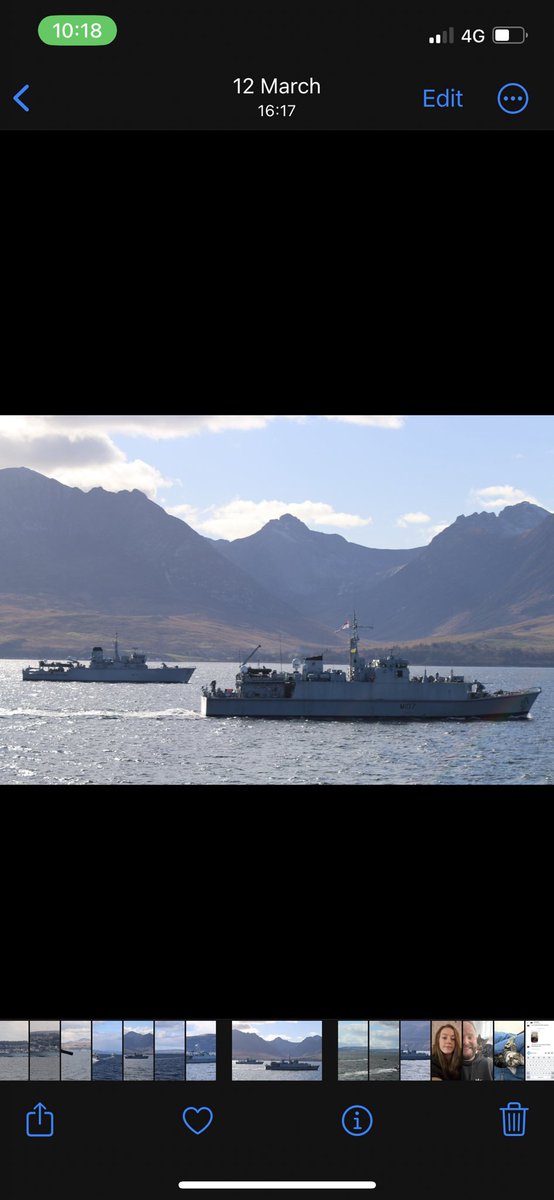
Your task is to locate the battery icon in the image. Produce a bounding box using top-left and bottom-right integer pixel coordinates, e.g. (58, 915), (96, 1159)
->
(493, 26), (527, 43)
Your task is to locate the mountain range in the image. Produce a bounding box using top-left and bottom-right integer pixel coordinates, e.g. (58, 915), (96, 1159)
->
(1, 467), (553, 663)
(232, 1030), (322, 1059)
(186, 1033), (216, 1054)
(124, 1032), (154, 1051)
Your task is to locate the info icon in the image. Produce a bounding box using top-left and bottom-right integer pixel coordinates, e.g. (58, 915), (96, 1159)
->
(341, 1105), (373, 1136)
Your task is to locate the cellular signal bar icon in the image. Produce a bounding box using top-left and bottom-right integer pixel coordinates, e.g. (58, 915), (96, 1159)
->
(429, 27), (455, 44)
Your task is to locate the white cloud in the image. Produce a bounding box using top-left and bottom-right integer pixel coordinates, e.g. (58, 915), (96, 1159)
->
(339, 1021), (368, 1046)
(49, 459), (171, 498)
(165, 503), (199, 519)
(187, 1021), (216, 1036)
(93, 1025), (122, 1049)
(232, 1022), (281, 1029)
(0, 416), (278, 498)
(0, 1020), (28, 1040)
(186, 499), (373, 540)
(396, 511), (431, 528)
(1, 414), (406, 443)
(322, 415), (405, 428)
(472, 484), (541, 510)
(0, 422), (173, 498)
(41, 415), (279, 437)
(0, 415), (404, 501)
(0, 431), (120, 469)
(427, 523), (449, 539)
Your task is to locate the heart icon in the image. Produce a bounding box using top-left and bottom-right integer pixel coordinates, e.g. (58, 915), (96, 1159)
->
(182, 1106), (213, 1135)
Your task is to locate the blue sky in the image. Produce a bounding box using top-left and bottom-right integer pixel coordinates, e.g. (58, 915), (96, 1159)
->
(233, 1021), (321, 1041)
(155, 1020), (185, 1051)
(187, 1020), (216, 1037)
(338, 1020), (368, 1047)
(61, 1021), (91, 1043)
(2, 415), (552, 549)
(93, 1020), (122, 1051)
(370, 1020), (399, 1049)
(401, 1021), (430, 1049)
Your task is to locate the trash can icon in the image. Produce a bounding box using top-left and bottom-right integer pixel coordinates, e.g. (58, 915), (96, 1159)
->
(500, 1101), (528, 1137)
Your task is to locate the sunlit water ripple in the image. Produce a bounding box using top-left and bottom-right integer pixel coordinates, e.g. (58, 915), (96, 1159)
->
(1, 660), (551, 785)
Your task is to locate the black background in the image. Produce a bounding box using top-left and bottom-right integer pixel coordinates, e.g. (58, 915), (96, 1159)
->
(3, 0), (552, 129)
(1, 831), (550, 1199)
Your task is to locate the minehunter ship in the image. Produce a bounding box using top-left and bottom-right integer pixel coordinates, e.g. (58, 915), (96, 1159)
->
(22, 637), (195, 684)
(186, 1049), (216, 1064)
(201, 620), (541, 720)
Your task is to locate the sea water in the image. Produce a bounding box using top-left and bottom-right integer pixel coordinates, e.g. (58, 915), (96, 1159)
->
(186, 1063), (216, 1081)
(338, 1048), (369, 1081)
(61, 1047), (92, 1080)
(369, 1052), (399, 1081)
(155, 1053), (185, 1081)
(232, 1063), (321, 1081)
(123, 1056), (154, 1080)
(1, 661), (552, 786)
(92, 1054), (123, 1080)
(0, 1055), (29, 1080)
(400, 1059), (431, 1081)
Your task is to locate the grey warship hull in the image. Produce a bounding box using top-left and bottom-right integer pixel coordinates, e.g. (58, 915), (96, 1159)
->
(201, 687), (540, 720)
(24, 665), (195, 683)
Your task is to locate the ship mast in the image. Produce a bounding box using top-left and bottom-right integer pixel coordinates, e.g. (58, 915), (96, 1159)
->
(348, 613), (373, 681)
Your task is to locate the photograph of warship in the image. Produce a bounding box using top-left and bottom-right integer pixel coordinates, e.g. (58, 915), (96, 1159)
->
(22, 636), (195, 683)
(201, 619), (541, 720)
(185, 1047), (217, 1064)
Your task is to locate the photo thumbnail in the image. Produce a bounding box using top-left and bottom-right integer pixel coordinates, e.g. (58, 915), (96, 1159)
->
(494, 1021), (525, 1081)
(232, 1020), (322, 1080)
(92, 1020), (122, 1080)
(525, 1020), (554, 1081)
(400, 1021), (431, 1080)
(186, 1020), (216, 1080)
(155, 1021), (185, 1081)
(338, 1020), (368, 1081)
(124, 1021), (153, 1080)
(431, 1020), (462, 1081)
(61, 1021), (91, 1080)
(0, 1020), (28, 1080)
(370, 1021), (400, 1081)
(462, 1020), (493, 1081)
(30, 1020), (60, 1081)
